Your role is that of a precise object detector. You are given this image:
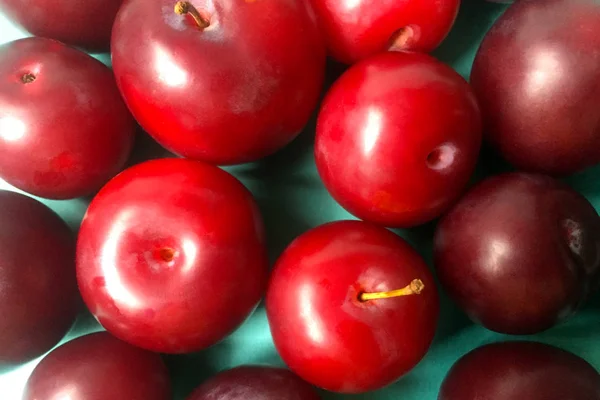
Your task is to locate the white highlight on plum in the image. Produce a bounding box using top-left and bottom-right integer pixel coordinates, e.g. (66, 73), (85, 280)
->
(180, 236), (198, 274)
(0, 116), (26, 142)
(299, 283), (325, 345)
(54, 383), (79, 400)
(153, 44), (188, 88)
(362, 108), (384, 155)
(344, 0), (362, 10)
(526, 48), (562, 96)
(100, 208), (144, 310)
(488, 237), (510, 273)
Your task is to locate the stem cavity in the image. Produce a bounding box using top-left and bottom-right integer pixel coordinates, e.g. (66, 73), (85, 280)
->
(174, 1), (210, 29)
(388, 26), (415, 51)
(157, 247), (176, 263)
(21, 73), (36, 84)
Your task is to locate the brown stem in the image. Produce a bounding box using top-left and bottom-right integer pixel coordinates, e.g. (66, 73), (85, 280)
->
(21, 73), (36, 84)
(174, 1), (210, 29)
(359, 279), (424, 302)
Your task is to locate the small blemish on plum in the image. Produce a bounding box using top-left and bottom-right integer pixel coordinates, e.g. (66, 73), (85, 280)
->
(562, 218), (583, 256)
(427, 144), (456, 171)
(388, 26), (418, 52)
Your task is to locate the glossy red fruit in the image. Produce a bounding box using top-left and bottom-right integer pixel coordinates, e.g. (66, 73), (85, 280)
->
(111, 0), (325, 165)
(439, 341), (600, 400)
(434, 173), (600, 335)
(0, 0), (123, 52)
(471, 0), (600, 175)
(187, 366), (321, 400)
(0, 190), (78, 366)
(309, 0), (459, 64)
(76, 158), (268, 353)
(0, 37), (134, 199)
(266, 220), (439, 393)
(23, 332), (171, 400)
(315, 51), (482, 228)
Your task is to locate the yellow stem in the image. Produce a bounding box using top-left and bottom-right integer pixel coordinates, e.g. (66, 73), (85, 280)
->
(360, 279), (424, 302)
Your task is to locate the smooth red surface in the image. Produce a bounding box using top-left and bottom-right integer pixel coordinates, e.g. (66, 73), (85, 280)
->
(23, 332), (171, 400)
(0, 37), (134, 199)
(309, 0), (459, 64)
(434, 173), (600, 335)
(0, 190), (78, 366)
(76, 158), (268, 353)
(315, 51), (482, 228)
(439, 341), (600, 400)
(111, 0), (325, 165)
(266, 220), (439, 393)
(187, 366), (321, 400)
(0, 0), (123, 52)
(471, 0), (600, 175)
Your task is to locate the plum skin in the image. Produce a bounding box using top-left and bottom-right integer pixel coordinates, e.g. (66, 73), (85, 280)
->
(471, 0), (600, 175)
(0, 190), (78, 366)
(439, 341), (600, 400)
(434, 173), (600, 335)
(187, 366), (321, 400)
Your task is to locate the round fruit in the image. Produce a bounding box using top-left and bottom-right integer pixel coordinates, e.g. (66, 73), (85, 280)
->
(439, 341), (600, 400)
(0, 190), (78, 366)
(471, 0), (600, 175)
(309, 0), (459, 64)
(111, 0), (325, 165)
(76, 158), (268, 353)
(266, 220), (439, 393)
(0, 0), (123, 52)
(434, 173), (600, 335)
(315, 51), (482, 228)
(23, 332), (171, 400)
(187, 366), (320, 400)
(0, 37), (135, 199)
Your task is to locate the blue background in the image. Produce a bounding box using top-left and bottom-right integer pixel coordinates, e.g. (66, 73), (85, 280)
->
(1, 1), (599, 399)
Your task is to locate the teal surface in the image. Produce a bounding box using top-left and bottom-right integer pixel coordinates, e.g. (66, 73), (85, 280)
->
(1, 2), (600, 399)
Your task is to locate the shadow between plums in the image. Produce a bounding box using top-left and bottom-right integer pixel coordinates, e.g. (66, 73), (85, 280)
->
(75, 125), (176, 215)
(164, 347), (224, 399)
(320, 374), (423, 400)
(433, 1), (509, 78)
(564, 163), (600, 211)
(226, 117), (320, 264)
(226, 69), (349, 264)
(165, 306), (285, 400)
(395, 222), (473, 341)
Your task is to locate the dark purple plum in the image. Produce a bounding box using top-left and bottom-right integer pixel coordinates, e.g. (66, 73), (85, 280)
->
(471, 0), (600, 175)
(23, 332), (171, 400)
(187, 366), (320, 400)
(434, 173), (600, 334)
(439, 341), (600, 400)
(0, 0), (123, 51)
(0, 190), (78, 365)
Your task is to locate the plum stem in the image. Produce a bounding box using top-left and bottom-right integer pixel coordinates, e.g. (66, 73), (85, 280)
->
(21, 73), (36, 84)
(360, 279), (424, 302)
(174, 1), (210, 29)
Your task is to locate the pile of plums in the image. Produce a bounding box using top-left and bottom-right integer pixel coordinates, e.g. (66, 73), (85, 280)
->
(1, 0), (600, 398)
